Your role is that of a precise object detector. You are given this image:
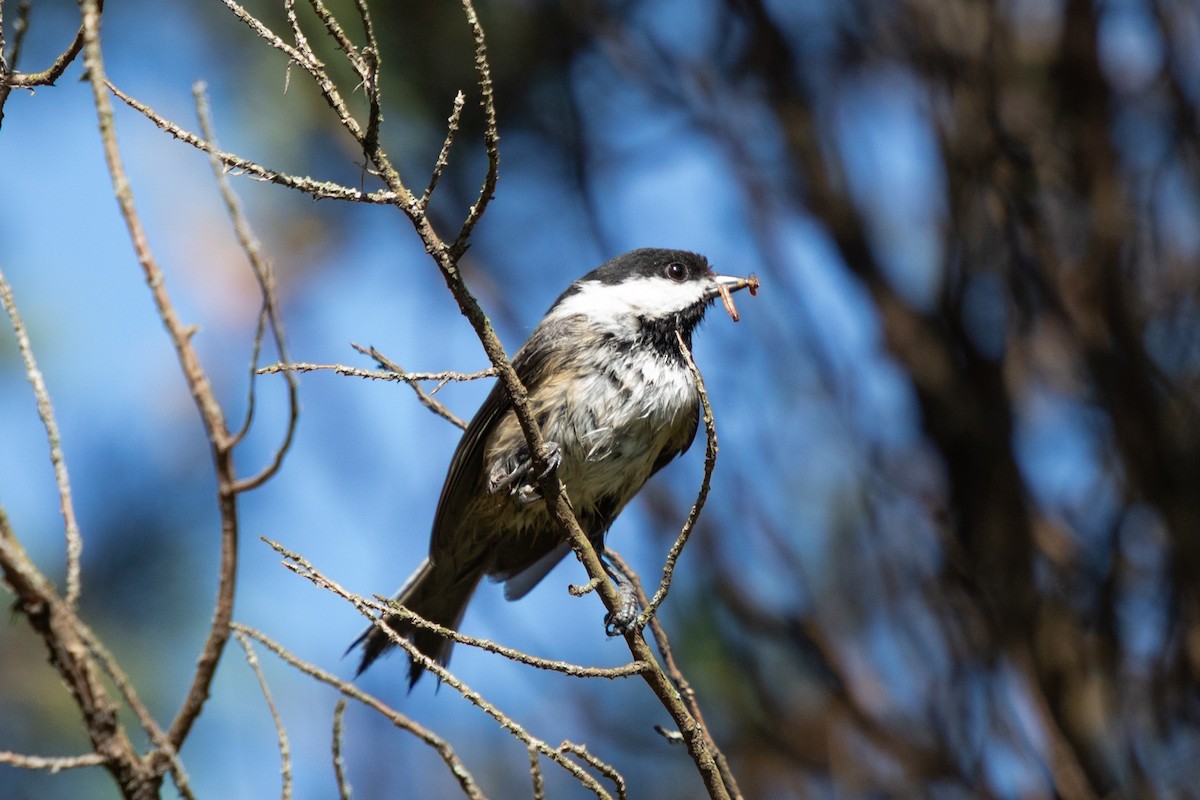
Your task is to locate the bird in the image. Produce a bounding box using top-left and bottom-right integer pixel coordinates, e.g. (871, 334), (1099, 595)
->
(351, 248), (756, 687)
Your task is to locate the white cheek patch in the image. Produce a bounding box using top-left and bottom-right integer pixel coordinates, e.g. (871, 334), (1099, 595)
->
(546, 276), (709, 325)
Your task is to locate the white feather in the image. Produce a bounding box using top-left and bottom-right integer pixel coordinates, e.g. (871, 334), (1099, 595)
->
(545, 275), (710, 327)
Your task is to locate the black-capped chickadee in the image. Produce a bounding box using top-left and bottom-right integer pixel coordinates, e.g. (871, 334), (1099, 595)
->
(352, 248), (756, 687)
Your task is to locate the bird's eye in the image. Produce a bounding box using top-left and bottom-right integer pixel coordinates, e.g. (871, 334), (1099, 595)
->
(665, 262), (687, 282)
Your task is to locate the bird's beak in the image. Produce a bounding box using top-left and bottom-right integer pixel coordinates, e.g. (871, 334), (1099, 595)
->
(710, 273), (760, 322)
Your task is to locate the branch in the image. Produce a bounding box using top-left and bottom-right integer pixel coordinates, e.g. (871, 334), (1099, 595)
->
(451, 0), (500, 255)
(331, 699), (351, 800)
(351, 342), (472, 430)
(558, 742), (628, 800)
(265, 538), (648, 681)
(78, 0), (238, 758)
(0, 751), (106, 772)
(260, 539), (626, 796)
(607, 551), (743, 799)
(232, 623), (485, 800)
(0, 509), (157, 795)
(233, 631), (293, 800)
(191, 82), (300, 493)
(259, 360), (495, 385)
(0, 268), (82, 608)
(1, 0), (91, 130)
(636, 331), (718, 627)
(108, 80), (400, 204)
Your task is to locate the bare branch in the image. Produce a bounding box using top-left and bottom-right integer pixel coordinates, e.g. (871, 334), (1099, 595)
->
(331, 699), (352, 800)
(606, 551), (742, 800)
(232, 623), (485, 800)
(258, 358), (495, 394)
(234, 631), (293, 800)
(0, 751), (106, 772)
(451, 0), (500, 255)
(0, 267), (82, 608)
(260, 540), (625, 795)
(421, 91), (467, 210)
(0, 509), (157, 795)
(351, 342), (471, 430)
(637, 330), (718, 627)
(264, 537), (648, 680)
(192, 82), (300, 492)
(558, 742), (628, 800)
(529, 745), (545, 800)
(1, 0), (87, 129)
(76, 624), (198, 800)
(108, 81), (399, 204)
(79, 0), (239, 757)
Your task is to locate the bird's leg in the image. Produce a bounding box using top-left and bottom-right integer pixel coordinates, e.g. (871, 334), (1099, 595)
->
(601, 553), (640, 636)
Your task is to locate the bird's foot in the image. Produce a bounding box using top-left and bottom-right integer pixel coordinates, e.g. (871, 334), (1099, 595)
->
(489, 441), (561, 504)
(604, 579), (640, 637)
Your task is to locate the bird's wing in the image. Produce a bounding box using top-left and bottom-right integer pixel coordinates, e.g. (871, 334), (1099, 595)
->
(427, 323), (559, 559)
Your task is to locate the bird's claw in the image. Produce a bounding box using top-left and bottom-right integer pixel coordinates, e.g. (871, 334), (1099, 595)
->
(488, 442), (561, 505)
(535, 442), (562, 480)
(604, 579), (640, 636)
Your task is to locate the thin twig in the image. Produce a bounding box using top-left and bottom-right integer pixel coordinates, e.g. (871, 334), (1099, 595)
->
(232, 623), (485, 800)
(451, 0), (500, 255)
(0, 508), (154, 794)
(260, 359), (494, 388)
(559, 741), (628, 800)
(261, 541), (619, 797)
(349, 0), (382, 156)
(352, 342), (471, 430)
(332, 699), (352, 800)
(0, 751), (106, 772)
(234, 631), (293, 800)
(192, 82), (301, 493)
(607, 551), (743, 800)
(264, 538), (647, 680)
(421, 91), (466, 210)
(76, 624), (198, 800)
(529, 746), (545, 800)
(2, 2), (86, 90)
(80, 0), (240, 760)
(108, 81), (398, 204)
(637, 331), (718, 627)
(0, 268), (82, 608)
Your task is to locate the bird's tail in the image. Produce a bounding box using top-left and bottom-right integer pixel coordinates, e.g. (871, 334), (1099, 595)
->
(349, 557), (482, 688)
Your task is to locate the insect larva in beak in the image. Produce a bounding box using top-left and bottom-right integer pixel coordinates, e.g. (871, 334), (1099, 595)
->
(719, 283), (740, 322)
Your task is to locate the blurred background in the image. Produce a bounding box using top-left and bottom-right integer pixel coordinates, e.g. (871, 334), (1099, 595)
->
(3, 0), (1200, 797)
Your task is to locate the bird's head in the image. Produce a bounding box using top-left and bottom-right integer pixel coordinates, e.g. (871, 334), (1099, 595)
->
(545, 249), (755, 340)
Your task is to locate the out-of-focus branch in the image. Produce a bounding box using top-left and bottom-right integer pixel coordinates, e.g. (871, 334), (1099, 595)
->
(234, 631), (293, 800)
(0, 751), (106, 772)
(0, 509), (158, 797)
(192, 82), (300, 493)
(331, 699), (351, 800)
(0, 1), (95, 128)
(79, 0), (240, 764)
(232, 623), (485, 800)
(0, 268), (82, 608)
